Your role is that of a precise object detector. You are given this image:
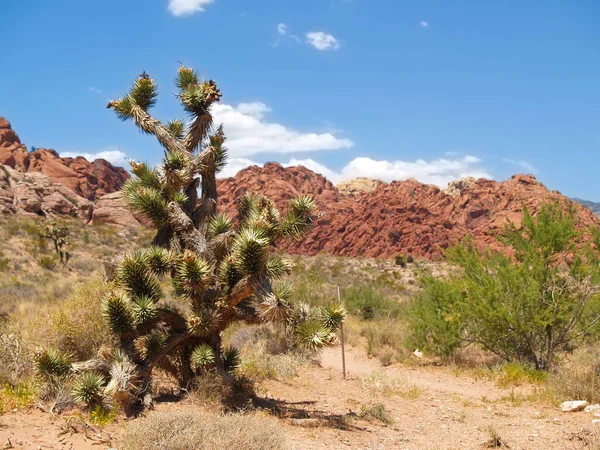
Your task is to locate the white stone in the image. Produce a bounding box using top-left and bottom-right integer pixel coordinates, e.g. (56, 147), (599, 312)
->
(561, 400), (588, 412)
(585, 404), (600, 413)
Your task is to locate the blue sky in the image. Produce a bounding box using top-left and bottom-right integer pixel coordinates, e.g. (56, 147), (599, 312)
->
(1, 0), (599, 199)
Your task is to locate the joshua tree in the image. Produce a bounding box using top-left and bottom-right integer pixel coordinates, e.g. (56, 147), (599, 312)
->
(36, 67), (345, 412)
(44, 220), (70, 266)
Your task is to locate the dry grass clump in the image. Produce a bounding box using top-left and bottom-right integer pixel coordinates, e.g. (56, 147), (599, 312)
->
(359, 402), (394, 425)
(120, 410), (286, 450)
(0, 324), (30, 385)
(226, 324), (311, 382)
(37, 278), (115, 360)
(358, 371), (421, 399)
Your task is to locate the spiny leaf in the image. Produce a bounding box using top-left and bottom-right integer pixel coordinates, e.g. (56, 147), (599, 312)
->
(208, 213), (232, 238)
(320, 301), (347, 330)
(167, 119), (185, 140)
(118, 251), (163, 301)
(73, 372), (105, 407)
(35, 348), (72, 378)
(295, 320), (331, 351)
(221, 347), (241, 373)
(131, 295), (157, 325)
(130, 74), (157, 111)
(191, 344), (215, 369)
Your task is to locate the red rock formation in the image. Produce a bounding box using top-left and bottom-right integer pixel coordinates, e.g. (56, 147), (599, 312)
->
(0, 117), (129, 200)
(217, 164), (600, 259)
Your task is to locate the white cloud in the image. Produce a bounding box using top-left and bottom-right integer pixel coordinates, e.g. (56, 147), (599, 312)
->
(60, 148), (129, 168)
(333, 156), (490, 186)
(419, 20), (429, 28)
(277, 23), (288, 36)
(219, 157), (260, 178)
(306, 31), (341, 51)
(235, 102), (272, 119)
(284, 158), (339, 181)
(211, 103), (353, 156)
(88, 87), (102, 94)
(502, 158), (539, 174)
(219, 155), (492, 188)
(168, 0), (213, 17)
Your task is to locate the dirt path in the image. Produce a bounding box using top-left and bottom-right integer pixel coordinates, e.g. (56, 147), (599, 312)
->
(0, 408), (115, 449)
(263, 347), (599, 450)
(1, 346), (598, 450)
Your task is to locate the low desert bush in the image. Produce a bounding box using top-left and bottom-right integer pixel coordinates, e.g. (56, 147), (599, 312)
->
(0, 379), (38, 414)
(496, 362), (547, 388)
(345, 316), (411, 364)
(343, 285), (403, 320)
(37, 255), (58, 270)
(226, 324), (310, 382)
(359, 402), (394, 425)
(0, 325), (31, 385)
(33, 278), (114, 360)
(546, 366), (600, 404)
(120, 410), (286, 450)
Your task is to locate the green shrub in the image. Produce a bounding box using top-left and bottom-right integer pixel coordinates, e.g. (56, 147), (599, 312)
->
(408, 276), (463, 357)
(409, 202), (600, 370)
(343, 286), (402, 320)
(394, 253), (407, 267)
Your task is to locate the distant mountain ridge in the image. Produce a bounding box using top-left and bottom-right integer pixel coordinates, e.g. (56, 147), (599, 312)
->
(573, 198), (600, 217)
(1, 116), (599, 259)
(0, 117), (129, 201)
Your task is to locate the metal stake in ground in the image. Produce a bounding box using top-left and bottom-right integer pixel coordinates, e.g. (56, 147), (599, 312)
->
(337, 285), (347, 380)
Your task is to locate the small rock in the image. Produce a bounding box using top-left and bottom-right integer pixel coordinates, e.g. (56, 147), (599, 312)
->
(413, 349), (423, 359)
(561, 400), (588, 412)
(585, 404), (600, 413)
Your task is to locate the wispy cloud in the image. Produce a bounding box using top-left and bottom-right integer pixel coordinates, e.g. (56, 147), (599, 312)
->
(306, 31), (341, 51)
(502, 158), (539, 174)
(419, 20), (429, 28)
(168, 0), (213, 17)
(88, 87), (102, 94)
(277, 23), (288, 36)
(272, 23), (301, 46)
(60, 148), (129, 167)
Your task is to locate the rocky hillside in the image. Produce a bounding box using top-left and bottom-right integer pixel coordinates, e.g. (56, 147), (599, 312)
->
(2, 116), (598, 259)
(0, 117), (129, 200)
(217, 163), (600, 259)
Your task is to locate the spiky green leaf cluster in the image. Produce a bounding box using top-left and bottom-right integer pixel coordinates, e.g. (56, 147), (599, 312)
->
(280, 196), (317, 239)
(122, 180), (169, 226)
(221, 347), (241, 373)
(73, 372), (106, 407)
(191, 344), (215, 369)
(232, 227), (270, 275)
(118, 251), (163, 300)
(208, 213), (233, 238)
(321, 301), (347, 330)
(102, 292), (134, 335)
(174, 252), (212, 297)
(130, 74), (157, 111)
(36, 348), (72, 378)
(295, 320), (332, 352)
(167, 120), (185, 140)
(132, 296), (157, 325)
